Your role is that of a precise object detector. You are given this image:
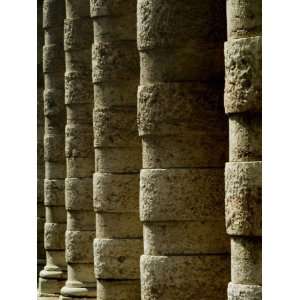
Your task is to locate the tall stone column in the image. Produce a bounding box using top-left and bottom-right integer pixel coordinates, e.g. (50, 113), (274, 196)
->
(37, 0), (46, 278)
(224, 0), (262, 299)
(90, 1), (143, 299)
(60, 1), (96, 299)
(137, 1), (230, 299)
(39, 0), (67, 299)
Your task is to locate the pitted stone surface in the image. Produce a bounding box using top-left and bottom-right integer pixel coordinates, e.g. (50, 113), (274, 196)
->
(141, 255), (230, 300)
(137, 0), (226, 49)
(228, 282), (262, 300)
(138, 83), (226, 136)
(229, 113), (262, 162)
(44, 134), (65, 162)
(65, 178), (93, 211)
(92, 42), (139, 83)
(94, 239), (143, 279)
(93, 173), (139, 213)
(227, 0), (262, 39)
(97, 280), (140, 300)
(44, 223), (66, 250)
(95, 147), (141, 173)
(67, 211), (95, 231)
(225, 36), (262, 114)
(65, 231), (95, 263)
(142, 134), (228, 168)
(143, 221), (229, 255)
(43, 45), (64, 73)
(231, 237), (262, 285)
(140, 168), (225, 221)
(96, 213), (142, 239)
(225, 161), (262, 236)
(93, 108), (139, 147)
(43, 0), (65, 29)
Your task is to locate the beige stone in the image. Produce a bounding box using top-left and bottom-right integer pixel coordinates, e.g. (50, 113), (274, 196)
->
(225, 161), (262, 236)
(141, 255), (230, 300)
(231, 237), (262, 285)
(227, 0), (262, 39)
(225, 36), (262, 114)
(229, 113), (262, 162)
(94, 239), (143, 280)
(228, 282), (262, 300)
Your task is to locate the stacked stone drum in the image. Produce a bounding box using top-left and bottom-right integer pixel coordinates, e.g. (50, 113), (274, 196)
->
(39, 0), (67, 298)
(137, 0), (230, 299)
(60, 0), (96, 299)
(90, 0), (143, 299)
(224, 0), (262, 299)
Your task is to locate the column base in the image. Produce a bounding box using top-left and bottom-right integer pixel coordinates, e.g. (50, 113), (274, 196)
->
(60, 282), (96, 299)
(228, 282), (262, 300)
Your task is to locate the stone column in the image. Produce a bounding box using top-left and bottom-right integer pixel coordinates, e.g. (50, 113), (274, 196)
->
(39, 0), (67, 299)
(90, 1), (143, 299)
(37, 0), (46, 278)
(60, 0), (96, 299)
(224, 0), (262, 299)
(137, 1), (230, 299)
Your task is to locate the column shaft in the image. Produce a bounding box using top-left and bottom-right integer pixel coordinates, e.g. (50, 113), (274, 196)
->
(225, 0), (262, 299)
(39, 0), (67, 299)
(37, 0), (46, 278)
(60, 0), (96, 299)
(137, 1), (230, 299)
(90, 0), (143, 299)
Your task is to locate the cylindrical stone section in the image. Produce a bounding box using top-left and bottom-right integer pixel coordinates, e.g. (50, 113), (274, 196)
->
(60, 1), (96, 299)
(90, 1), (143, 299)
(37, 0), (46, 279)
(38, 0), (67, 299)
(137, 0), (230, 299)
(225, 0), (262, 298)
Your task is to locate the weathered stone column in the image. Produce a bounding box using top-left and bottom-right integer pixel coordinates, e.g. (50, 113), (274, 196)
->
(39, 0), (67, 298)
(137, 1), (230, 299)
(90, 1), (143, 299)
(225, 0), (262, 299)
(37, 0), (46, 278)
(60, 1), (96, 299)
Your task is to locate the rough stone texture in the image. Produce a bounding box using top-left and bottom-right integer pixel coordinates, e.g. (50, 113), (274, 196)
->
(91, 1), (142, 298)
(37, 0), (46, 277)
(225, 0), (261, 298)
(228, 282), (262, 300)
(38, 0), (67, 298)
(141, 255), (230, 300)
(60, 1), (96, 299)
(137, 0), (229, 298)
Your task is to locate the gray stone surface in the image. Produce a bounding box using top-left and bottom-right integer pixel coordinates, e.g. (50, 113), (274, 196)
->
(38, 1), (67, 298)
(91, 1), (142, 299)
(60, 0), (96, 299)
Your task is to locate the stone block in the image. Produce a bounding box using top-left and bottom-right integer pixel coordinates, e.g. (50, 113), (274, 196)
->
(93, 173), (139, 213)
(94, 239), (143, 279)
(43, 45), (65, 73)
(67, 211), (95, 231)
(44, 179), (65, 207)
(45, 161), (66, 179)
(138, 83), (226, 136)
(143, 221), (229, 255)
(140, 168), (225, 221)
(65, 71), (93, 104)
(231, 237), (262, 285)
(67, 157), (94, 178)
(44, 134), (65, 162)
(92, 41), (139, 83)
(65, 230), (95, 263)
(46, 206), (66, 224)
(142, 134), (228, 168)
(229, 113), (262, 162)
(43, 0), (65, 29)
(140, 255), (230, 300)
(67, 104), (93, 124)
(225, 161), (262, 236)
(225, 36), (262, 114)
(96, 213), (142, 239)
(228, 282), (262, 300)
(65, 178), (93, 211)
(66, 0), (91, 19)
(44, 223), (66, 250)
(227, 0), (262, 39)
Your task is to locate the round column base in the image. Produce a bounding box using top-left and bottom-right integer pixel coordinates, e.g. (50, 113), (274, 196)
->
(60, 283), (96, 299)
